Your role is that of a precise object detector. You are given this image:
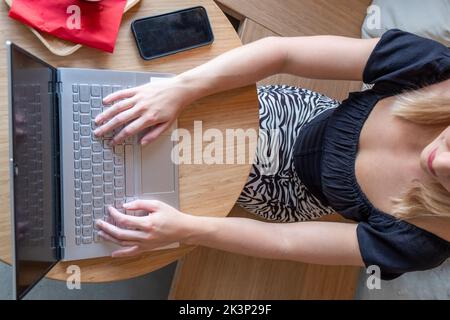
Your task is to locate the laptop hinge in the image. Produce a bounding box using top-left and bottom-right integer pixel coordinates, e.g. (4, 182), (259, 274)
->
(53, 76), (63, 260)
(51, 235), (65, 248)
(59, 235), (66, 249)
(56, 81), (63, 94)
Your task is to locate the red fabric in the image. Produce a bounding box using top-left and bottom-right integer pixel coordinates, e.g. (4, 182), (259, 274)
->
(9, 0), (127, 53)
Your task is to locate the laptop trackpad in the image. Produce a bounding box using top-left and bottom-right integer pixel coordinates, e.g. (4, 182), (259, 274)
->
(140, 137), (175, 194)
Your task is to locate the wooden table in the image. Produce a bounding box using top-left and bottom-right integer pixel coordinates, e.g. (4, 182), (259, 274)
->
(0, 0), (259, 282)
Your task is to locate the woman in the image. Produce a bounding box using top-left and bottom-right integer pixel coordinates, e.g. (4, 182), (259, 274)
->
(93, 29), (450, 280)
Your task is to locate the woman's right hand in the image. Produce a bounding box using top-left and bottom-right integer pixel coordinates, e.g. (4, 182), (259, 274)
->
(94, 77), (192, 146)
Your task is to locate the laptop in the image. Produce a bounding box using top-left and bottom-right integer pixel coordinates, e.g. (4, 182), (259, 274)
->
(6, 42), (179, 299)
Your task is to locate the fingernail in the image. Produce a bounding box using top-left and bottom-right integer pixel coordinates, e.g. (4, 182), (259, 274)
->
(123, 203), (130, 208)
(95, 219), (102, 226)
(95, 116), (102, 124)
(141, 140), (148, 146)
(93, 129), (100, 136)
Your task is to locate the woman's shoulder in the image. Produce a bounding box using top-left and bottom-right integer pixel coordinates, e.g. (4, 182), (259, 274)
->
(363, 29), (450, 92)
(356, 211), (450, 280)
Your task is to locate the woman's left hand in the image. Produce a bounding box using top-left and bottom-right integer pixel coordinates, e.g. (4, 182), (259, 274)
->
(95, 200), (193, 258)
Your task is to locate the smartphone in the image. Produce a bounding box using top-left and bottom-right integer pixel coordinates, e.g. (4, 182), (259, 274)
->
(131, 6), (214, 61)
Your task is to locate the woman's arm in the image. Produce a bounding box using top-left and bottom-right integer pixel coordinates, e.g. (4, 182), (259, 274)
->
(176, 36), (379, 102)
(94, 36), (379, 145)
(184, 215), (364, 266)
(95, 200), (364, 267)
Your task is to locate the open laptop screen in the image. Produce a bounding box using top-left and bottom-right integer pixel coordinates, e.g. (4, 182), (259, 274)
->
(8, 43), (59, 299)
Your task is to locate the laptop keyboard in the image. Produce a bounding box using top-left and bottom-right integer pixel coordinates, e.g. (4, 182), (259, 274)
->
(72, 84), (135, 246)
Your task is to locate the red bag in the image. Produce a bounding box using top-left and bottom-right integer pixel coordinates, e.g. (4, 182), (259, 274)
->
(9, 0), (127, 53)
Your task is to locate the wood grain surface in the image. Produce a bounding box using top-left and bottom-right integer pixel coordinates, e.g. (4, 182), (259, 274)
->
(0, 0), (259, 282)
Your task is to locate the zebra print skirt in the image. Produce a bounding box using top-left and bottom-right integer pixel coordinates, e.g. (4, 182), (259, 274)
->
(237, 85), (340, 222)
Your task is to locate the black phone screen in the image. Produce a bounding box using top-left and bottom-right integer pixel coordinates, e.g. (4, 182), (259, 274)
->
(132, 7), (214, 60)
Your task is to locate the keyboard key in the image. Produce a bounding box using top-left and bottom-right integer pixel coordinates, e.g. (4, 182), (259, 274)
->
(114, 177), (124, 187)
(114, 145), (124, 154)
(79, 84), (90, 102)
(80, 114), (90, 125)
(93, 197), (103, 208)
(92, 141), (102, 152)
(104, 172), (113, 182)
(102, 85), (112, 99)
(93, 186), (102, 197)
(73, 103), (79, 112)
(104, 206), (111, 217)
(73, 94), (79, 103)
(103, 150), (113, 160)
(82, 193), (92, 203)
(81, 182), (92, 193)
(75, 217), (81, 226)
(81, 159), (91, 170)
(82, 215), (92, 225)
(76, 236), (81, 245)
(80, 126), (91, 136)
(74, 151), (80, 160)
(104, 194), (114, 204)
(114, 155), (124, 165)
(93, 164), (102, 175)
(91, 109), (101, 120)
(82, 204), (92, 215)
(74, 160), (80, 170)
(75, 227), (81, 236)
(72, 84), (78, 93)
(82, 237), (92, 245)
(80, 103), (90, 114)
(73, 141), (80, 150)
(81, 148), (91, 159)
(115, 199), (124, 208)
(80, 137), (91, 147)
(75, 208), (81, 217)
(93, 175), (103, 186)
(74, 179), (81, 189)
(91, 98), (102, 108)
(92, 153), (102, 163)
(81, 170), (92, 181)
(115, 188), (125, 198)
(103, 161), (113, 171)
(82, 225), (92, 235)
(103, 183), (114, 194)
(73, 113), (80, 122)
(114, 166), (124, 176)
(93, 209), (103, 219)
(91, 85), (101, 97)
(73, 123), (80, 132)
(94, 231), (100, 243)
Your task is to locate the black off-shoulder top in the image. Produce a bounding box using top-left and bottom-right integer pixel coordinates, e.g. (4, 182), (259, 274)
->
(293, 29), (450, 280)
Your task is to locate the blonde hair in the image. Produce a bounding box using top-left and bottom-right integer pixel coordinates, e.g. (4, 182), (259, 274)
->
(391, 86), (450, 220)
